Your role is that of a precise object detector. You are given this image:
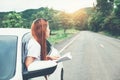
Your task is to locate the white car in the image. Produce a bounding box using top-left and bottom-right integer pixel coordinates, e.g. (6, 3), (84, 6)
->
(0, 28), (64, 80)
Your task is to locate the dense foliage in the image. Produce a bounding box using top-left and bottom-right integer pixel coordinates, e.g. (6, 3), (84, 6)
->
(2, 12), (24, 28)
(88, 0), (120, 36)
(0, 7), (90, 34)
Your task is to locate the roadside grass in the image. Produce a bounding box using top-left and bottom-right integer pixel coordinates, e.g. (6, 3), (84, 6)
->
(48, 29), (79, 44)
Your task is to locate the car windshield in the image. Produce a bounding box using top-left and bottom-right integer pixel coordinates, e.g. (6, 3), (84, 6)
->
(0, 35), (17, 80)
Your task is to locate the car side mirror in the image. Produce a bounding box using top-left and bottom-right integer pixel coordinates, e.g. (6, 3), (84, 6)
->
(23, 61), (57, 80)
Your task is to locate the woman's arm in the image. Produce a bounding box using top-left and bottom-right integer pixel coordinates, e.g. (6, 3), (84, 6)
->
(25, 56), (36, 68)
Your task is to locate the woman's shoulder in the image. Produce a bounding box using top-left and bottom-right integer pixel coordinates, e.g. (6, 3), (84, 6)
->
(28, 38), (40, 47)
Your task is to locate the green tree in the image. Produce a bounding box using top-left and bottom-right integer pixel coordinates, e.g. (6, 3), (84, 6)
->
(31, 7), (60, 30)
(21, 7), (48, 28)
(88, 0), (114, 32)
(2, 12), (23, 28)
(58, 11), (73, 33)
(73, 9), (88, 30)
(88, 12), (105, 32)
(32, 7), (54, 20)
(49, 12), (62, 30)
(102, 0), (120, 35)
(96, 0), (114, 16)
(103, 13), (120, 35)
(114, 0), (120, 17)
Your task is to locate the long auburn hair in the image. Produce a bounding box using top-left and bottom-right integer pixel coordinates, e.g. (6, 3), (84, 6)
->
(31, 18), (48, 60)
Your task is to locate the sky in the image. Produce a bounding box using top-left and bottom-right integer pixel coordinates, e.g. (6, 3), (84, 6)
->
(0, 0), (97, 13)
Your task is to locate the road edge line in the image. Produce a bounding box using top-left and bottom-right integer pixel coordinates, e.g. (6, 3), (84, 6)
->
(59, 33), (80, 54)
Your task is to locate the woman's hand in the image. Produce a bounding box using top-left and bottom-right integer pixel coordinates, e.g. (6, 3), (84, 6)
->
(46, 55), (60, 60)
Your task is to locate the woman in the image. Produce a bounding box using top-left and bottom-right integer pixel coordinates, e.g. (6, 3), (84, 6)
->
(25, 18), (59, 69)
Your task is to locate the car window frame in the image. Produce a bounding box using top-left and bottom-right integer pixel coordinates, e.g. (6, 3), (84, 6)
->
(21, 32), (57, 80)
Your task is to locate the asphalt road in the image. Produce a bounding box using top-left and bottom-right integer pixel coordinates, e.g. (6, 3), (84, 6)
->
(57, 31), (120, 80)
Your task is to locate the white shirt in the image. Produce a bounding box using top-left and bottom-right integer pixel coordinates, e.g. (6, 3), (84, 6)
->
(27, 38), (41, 60)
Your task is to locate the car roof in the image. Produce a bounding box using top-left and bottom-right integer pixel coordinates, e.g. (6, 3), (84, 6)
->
(0, 28), (30, 36)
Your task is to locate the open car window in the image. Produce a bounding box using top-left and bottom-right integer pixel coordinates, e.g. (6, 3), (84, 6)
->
(22, 33), (57, 80)
(0, 35), (17, 80)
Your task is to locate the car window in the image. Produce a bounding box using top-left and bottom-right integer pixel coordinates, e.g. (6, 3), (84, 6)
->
(22, 32), (52, 72)
(0, 35), (17, 80)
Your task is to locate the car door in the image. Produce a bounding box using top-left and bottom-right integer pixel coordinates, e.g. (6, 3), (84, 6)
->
(22, 32), (57, 80)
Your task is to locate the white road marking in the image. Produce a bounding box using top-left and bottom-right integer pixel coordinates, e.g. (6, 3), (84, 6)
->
(59, 34), (80, 53)
(100, 44), (104, 48)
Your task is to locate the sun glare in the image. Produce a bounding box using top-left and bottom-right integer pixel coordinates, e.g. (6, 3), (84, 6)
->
(0, 0), (97, 12)
(47, 0), (97, 13)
